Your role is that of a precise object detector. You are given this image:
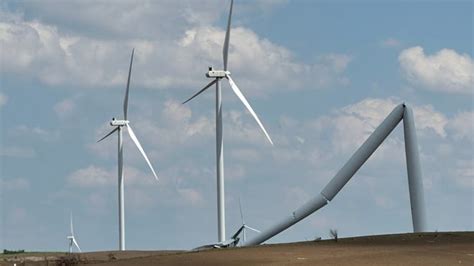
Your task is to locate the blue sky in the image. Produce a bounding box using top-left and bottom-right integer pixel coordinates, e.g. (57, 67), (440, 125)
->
(0, 0), (472, 251)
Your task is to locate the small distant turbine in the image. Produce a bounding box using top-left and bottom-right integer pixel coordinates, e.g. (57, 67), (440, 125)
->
(183, 0), (273, 243)
(67, 213), (82, 253)
(235, 197), (260, 246)
(98, 49), (159, 251)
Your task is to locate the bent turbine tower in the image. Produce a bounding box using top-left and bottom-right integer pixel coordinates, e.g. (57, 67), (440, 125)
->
(245, 103), (427, 246)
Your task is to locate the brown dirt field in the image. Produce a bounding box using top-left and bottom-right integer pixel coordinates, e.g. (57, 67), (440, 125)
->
(1, 232), (473, 265)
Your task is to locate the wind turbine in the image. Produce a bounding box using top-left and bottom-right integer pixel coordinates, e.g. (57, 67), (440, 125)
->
(98, 49), (159, 251)
(67, 213), (82, 253)
(183, 0), (273, 243)
(235, 197), (260, 246)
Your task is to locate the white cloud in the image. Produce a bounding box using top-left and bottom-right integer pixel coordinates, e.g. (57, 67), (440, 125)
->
(399, 46), (474, 94)
(0, 5), (351, 95)
(68, 165), (113, 187)
(87, 99), (214, 161)
(12, 0), (288, 40)
(447, 111), (474, 142)
(320, 98), (448, 154)
(410, 104), (448, 137)
(134, 100), (214, 149)
(0, 92), (7, 107)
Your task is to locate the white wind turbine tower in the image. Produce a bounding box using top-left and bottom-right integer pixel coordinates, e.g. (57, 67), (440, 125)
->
(67, 213), (82, 253)
(98, 49), (159, 251)
(183, 0), (273, 243)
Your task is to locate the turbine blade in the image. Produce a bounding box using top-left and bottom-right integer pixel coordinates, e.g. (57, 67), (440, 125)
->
(126, 124), (159, 181)
(182, 79), (217, 104)
(239, 196), (244, 224)
(245, 225), (261, 233)
(97, 127), (119, 142)
(72, 238), (82, 252)
(231, 225), (245, 240)
(124, 48), (135, 120)
(70, 212), (74, 236)
(226, 75), (273, 145)
(223, 0), (234, 71)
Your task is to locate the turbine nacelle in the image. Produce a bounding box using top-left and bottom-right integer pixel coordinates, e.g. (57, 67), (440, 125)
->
(206, 67), (229, 78)
(110, 119), (129, 127)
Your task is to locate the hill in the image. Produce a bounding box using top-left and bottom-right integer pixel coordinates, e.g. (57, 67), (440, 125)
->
(1, 232), (472, 265)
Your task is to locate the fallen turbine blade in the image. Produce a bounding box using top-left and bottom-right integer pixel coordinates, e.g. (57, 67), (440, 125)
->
(182, 79), (217, 104)
(223, 0), (234, 71)
(245, 225), (261, 233)
(226, 75), (273, 145)
(72, 238), (82, 252)
(97, 127), (119, 142)
(126, 124), (159, 181)
(124, 48), (135, 120)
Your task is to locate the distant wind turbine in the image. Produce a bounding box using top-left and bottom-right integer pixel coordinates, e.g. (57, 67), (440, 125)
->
(182, 0), (273, 243)
(67, 213), (82, 253)
(235, 197), (260, 246)
(98, 49), (159, 251)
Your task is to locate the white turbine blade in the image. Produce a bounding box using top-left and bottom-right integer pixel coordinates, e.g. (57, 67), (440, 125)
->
(244, 225), (261, 233)
(239, 196), (244, 224)
(182, 79), (217, 104)
(223, 0), (234, 71)
(72, 238), (82, 252)
(97, 127), (119, 142)
(70, 213), (74, 236)
(126, 124), (159, 181)
(226, 75), (273, 145)
(124, 48), (135, 120)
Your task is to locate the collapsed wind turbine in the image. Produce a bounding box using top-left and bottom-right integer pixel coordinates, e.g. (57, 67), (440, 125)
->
(98, 49), (159, 251)
(183, 0), (273, 243)
(67, 213), (82, 253)
(244, 103), (427, 246)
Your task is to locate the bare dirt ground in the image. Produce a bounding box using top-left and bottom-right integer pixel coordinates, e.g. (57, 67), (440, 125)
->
(1, 232), (473, 265)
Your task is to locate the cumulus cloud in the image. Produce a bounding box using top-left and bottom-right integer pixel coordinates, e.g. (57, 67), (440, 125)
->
(0, 4), (351, 94)
(135, 100), (214, 148)
(318, 98), (448, 154)
(447, 111), (474, 142)
(399, 46), (474, 94)
(68, 165), (113, 187)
